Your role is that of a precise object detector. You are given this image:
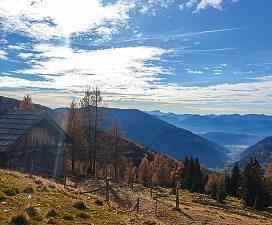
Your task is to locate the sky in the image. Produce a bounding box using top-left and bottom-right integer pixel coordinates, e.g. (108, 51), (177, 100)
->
(0, 0), (272, 114)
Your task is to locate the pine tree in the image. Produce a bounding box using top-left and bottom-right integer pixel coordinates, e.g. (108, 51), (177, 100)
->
(240, 158), (271, 209)
(217, 168), (228, 203)
(184, 156), (194, 191)
(229, 162), (240, 197)
(210, 180), (218, 200)
(192, 158), (204, 193)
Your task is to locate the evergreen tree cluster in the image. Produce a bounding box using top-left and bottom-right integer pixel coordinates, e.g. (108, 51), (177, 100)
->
(205, 159), (271, 209)
(183, 156), (205, 193)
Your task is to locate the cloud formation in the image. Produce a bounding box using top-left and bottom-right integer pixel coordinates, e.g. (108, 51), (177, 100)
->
(0, 50), (7, 59)
(0, 0), (134, 40)
(179, 0), (238, 13)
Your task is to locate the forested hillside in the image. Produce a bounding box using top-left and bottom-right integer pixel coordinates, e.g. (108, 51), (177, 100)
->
(104, 108), (228, 168)
(238, 136), (272, 165)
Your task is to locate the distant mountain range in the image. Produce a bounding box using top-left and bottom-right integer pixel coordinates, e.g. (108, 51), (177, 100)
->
(104, 108), (228, 168)
(237, 135), (272, 166)
(148, 110), (272, 144)
(200, 132), (261, 146)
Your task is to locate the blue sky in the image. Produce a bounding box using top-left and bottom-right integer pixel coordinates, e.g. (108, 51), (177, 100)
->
(0, 0), (272, 114)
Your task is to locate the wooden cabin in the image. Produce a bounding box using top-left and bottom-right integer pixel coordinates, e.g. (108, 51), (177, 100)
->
(0, 110), (72, 178)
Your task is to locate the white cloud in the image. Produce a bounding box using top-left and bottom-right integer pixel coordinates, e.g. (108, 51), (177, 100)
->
(187, 69), (203, 74)
(195, 0), (223, 12)
(0, 38), (8, 44)
(182, 0), (238, 12)
(18, 52), (34, 59)
(1, 44), (169, 98)
(6, 45), (23, 50)
(179, 4), (185, 12)
(0, 49), (7, 59)
(0, 0), (134, 40)
(213, 69), (222, 75)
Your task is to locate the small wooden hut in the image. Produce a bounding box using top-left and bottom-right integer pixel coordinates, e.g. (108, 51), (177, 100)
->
(0, 110), (71, 177)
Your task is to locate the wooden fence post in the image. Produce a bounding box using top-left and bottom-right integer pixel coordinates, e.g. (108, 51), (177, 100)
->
(105, 171), (110, 205)
(29, 160), (34, 178)
(134, 197), (140, 212)
(63, 146), (67, 188)
(175, 189), (180, 211)
(155, 188), (158, 215)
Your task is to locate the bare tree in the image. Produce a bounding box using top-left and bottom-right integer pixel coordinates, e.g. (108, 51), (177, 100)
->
(67, 99), (78, 173)
(80, 86), (105, 176)
(108, 117), (124, 182)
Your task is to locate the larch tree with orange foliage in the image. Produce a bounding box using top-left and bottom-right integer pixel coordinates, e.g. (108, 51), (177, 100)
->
(138, 155), (150, 186)
(19, 93), (35, 110)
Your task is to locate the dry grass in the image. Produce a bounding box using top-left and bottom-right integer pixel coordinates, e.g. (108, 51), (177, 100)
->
(0, 169), (271, 225)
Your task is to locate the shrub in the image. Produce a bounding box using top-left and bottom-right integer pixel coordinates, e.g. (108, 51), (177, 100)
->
(23, 186), (34, 194)
(94, 199), (103, 206)
(46, 209), (58, 218)
(34, 180), (43, 185)
(47, 218), (56, 224)
(14, 188), (20, 194)
(10, 214), (29, 225)
(33, 215), (43, 222)
(36, 185), (47, 191)
(0, 190), (6, 201)
(62, 213), (74, 221)
(48, 184), (56, 189)
(76, 212), (90, 219)
(143, 221), (156, 225)
(73, 201), (87, 210)
(26, 206), (38, 217)
(3, 187), (16, 196)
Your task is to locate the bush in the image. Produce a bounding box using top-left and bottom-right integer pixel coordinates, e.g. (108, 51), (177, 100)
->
(62, 213), (74, 220)
(23, 186), (34, 194)
(26, 206), (38, 217)
(94, 199), (103, 206)
(10, 214), (29, 225)
(0, 190), (6, 201)
(4, 187), (16, 196)
(46, 209), (58, 218)
(48, 184), (56, 189)
(143, 221), (156, 225)
(76, 212), (90, 219)
(47, 218), (56, 224)
(36, 185), (47, 191)
(73, 201), (87, 210)
(34, 180), (43, 185)
(33, 215), (43, 222)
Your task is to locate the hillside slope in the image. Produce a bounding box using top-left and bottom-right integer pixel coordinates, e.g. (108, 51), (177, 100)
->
(105, 108), (228, 168)
(0, 169), (271, 225)
(238, 136), (272, 165)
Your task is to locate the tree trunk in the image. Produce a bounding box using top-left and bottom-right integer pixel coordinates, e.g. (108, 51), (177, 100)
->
(175, 189), (180, 210)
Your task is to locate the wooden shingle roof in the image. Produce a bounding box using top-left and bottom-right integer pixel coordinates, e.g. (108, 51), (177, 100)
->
(0, 110), (71, 153)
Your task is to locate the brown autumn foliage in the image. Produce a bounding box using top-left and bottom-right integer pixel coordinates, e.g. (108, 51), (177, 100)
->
(19, 93), (35, 110)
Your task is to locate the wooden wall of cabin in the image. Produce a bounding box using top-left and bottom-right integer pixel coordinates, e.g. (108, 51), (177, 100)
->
(8, 118), (65, 177)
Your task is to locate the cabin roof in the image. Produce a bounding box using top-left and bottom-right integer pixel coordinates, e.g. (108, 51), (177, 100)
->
(0, 110), (71, 153)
